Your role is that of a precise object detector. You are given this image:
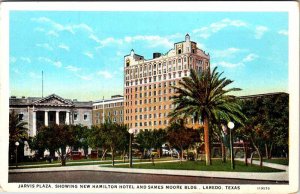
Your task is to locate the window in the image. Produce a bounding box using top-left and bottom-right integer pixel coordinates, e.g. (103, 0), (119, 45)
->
(84, 113), (88, 121)
(178, 49), (181, 54)
(74, 113), (78, 121)
(178, 58), (181, 63)
(18, 113), (24, 121)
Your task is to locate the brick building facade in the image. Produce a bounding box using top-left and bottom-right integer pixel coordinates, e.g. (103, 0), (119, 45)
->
(123, 34), (210, 130)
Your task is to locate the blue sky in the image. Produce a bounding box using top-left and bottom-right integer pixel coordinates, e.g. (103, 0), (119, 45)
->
(9, 11), (288, 101)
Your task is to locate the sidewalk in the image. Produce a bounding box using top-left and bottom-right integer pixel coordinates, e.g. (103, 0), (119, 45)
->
(9, 159), (288, 182)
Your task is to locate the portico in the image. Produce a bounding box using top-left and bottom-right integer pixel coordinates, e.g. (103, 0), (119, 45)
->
(31, 94), (74, 136)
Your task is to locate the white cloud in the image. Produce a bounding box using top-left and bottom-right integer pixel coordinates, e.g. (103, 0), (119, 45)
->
(53, 61), (62, 68)
(255, 26), (268, 39)
(124, 35), (173, 48)
(212, 47), (241, 58)
(97, 70), (113, 79)
(215, 61), (243, 68)
(47, 30), (59, 37)
(278, 29), (288, 36)
(193, 18), (247, 39)
(72, 23), (93, 33)
(242, 53), (259, 62)
(29, 72), (42, 79)
(89, 34), (123, 49)
(83, 51), (94, 59)
(213, 52), (258, 69)
(38, 57), (62, 68)
(20, 57), (31, 63)
(65, 65), (80, 72)
(75, 74), (93, 81)
(36, 43), (53, 51)
(58, 43), (70, 51)
(100, 37), (123, 47)
(31, 17), (94, 35)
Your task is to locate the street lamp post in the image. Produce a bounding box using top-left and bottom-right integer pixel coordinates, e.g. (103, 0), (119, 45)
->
(15, 142), (19, 168)
(227, 122), (235, 170)
(128, 128), (134, 168)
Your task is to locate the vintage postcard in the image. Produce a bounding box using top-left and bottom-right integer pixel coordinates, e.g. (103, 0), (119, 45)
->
(0, 1), (299, 193)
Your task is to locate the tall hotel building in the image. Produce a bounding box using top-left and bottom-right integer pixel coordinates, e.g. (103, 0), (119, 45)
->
(124, 34), (210, 130)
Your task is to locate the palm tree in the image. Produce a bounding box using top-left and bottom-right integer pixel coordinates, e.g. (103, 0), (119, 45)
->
(9, 110), (29, 161)
(9, 110), (28, 142)
(169, 67), (244, 165)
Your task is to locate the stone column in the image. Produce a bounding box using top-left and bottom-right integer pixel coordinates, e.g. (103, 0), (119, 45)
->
(65, 111), (70, 125)
(32, 111), (36, 136)
(56, 111), (59, 125)
(44, 111), (48, 127)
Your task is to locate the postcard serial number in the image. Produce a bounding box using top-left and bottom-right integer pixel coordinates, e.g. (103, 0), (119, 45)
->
(257, 186), (270, 190)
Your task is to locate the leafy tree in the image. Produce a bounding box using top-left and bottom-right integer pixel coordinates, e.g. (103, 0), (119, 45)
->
(100, 119), (129, 166)
(136, 129), (166, 159)
(71, 124), (90, 158)
(31, 124), (75, 166)
(87, 125), (105, 158)
(136, 130), (155, 158)
(169, 67), (244, 165)
(151, 129), (167, 158)
(166, 119), (198, 163)
(237, 93), (289, 167)
(9, 110), (29, 162)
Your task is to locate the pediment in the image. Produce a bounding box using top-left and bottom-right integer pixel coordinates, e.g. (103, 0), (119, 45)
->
(32, 94), (73, 107)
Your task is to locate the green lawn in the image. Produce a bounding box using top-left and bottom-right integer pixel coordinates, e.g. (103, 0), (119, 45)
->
(9, 157), (173, 169)
(254, 158), (288, 165)
(9, 161), (113, 169)
(113, 160), (284, 172)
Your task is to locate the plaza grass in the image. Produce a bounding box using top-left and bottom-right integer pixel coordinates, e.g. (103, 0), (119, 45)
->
(113, 160), (284, 172)
(9, 158), (171, 169)
(254, 158), (288, 165)
(9, 161), (113, 169)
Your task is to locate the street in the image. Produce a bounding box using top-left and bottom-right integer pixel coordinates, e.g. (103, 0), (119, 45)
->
(9, 171), (288, 184)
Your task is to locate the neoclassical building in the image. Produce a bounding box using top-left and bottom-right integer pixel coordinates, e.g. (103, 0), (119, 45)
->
(123, 34), (209, 130)
(10, 94), (93, 137)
